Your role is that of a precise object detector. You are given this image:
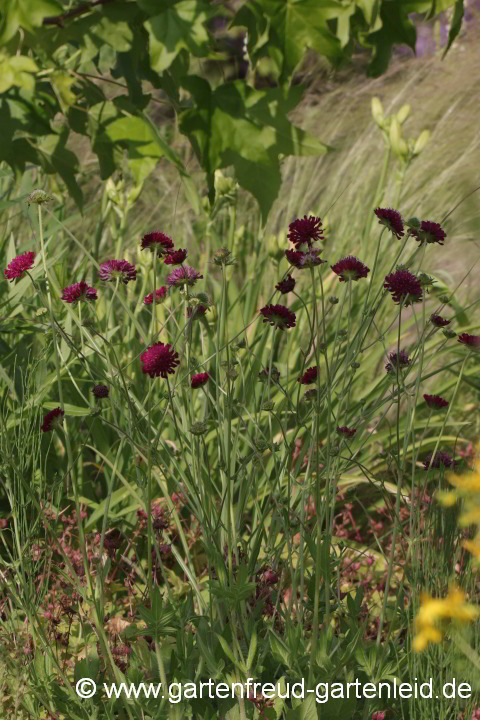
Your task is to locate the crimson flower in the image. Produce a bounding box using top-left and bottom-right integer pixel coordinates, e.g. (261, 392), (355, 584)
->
(259, 304), (296, 330)
(374, 208), (404, 239)
(61, 281), (97, 303)
(92, 384), (109, 399)
(385, 350), (410, 373)
(140, 343), (180, 378)
(287, 215), (324, 249)
(285, 249), (326, 269)
(164, 249), (187, 265)
(430, 313), (450, 327)
(191, 372), (209, 389)
(423, 393), (449, 409)
(141, 231), (174, 255)
(144, 287), (168, 305)
(187, 304), (208, 319)
(337, 426), (356, 438)
(331, 256), (370, 282)
(41, 407), (64, 433)
(275, 274), (295, 294)
(384, 269), (422, 305)
(410, 220), (446, 246)
(298, 366), (318, 384)
(457, 333), (480, 349)
(4, 251), (36, 282)
(99, 259), (136, 284)
(423, 451), (455, 470)
(166, 265), (203, 288)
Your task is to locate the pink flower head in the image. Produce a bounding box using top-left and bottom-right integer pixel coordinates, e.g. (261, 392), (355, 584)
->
(285, 248), (326, 269)
(458, 333), (480, 350)
(374, 207), (404, 239)
(61, 281), (97, 304)
(385, 350), (410, 373)
(430, 313), (450, 327)
(41, 407), (64, 433)
(423, 393), (449, 409)
(331, 256), (370, 282)
(337, 426), (356, 438)
(166, 265), (203, 288)
(140, 342), (180, 378)
(423, 451), (455, 470)
(141, 231), (174, 255)
(144, 287), (168, 305)
(4, 251), (36, 282)
(287, 215), (324, 249)
(92, 384), (109, 399)
(275, 274), (296, 294)
(298, 366), (318, 384)
(99, 259), (136, 284)
(191, 372), (209, 389)
(410, 220), (446, 246)
(384, 269), (422, 306)
(164, 249), (187, 265)
(259, 304), (296, 330)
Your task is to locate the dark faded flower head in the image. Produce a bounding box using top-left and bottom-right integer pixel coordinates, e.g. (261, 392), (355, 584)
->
(259, 304), (296, 330)
(423, 393), (448, 410)
(187, 304), (208, 320)
(384, 269), (422, 306)
(140, 342), (180, 378)
(385, 350), (410, 374)
(141, 231), (174, 255)
(191, 372), (209, 389)
(144, 287), (168, 305)
(374, 207), (404, 239)
(4, 251), (36, 282)
(99, 259), (137, 284)
(258, 366), (280, 383)
(331, 255), (370, 282)
(336, 426), (356, 438)
(275, 273), (296, 294)
(61, 281), (97, 304)
(41, 407), (64, 433)
(166, 265), (203, 288)
(287, 214), (324, 249)
(298, 366), (318, 384)
(285, 248), (326, 269)
(92, 384), (109, 399)
(430, 313), (451, 327)
(410, 220), (446, 246)
(457, 333), (480, 350)
(423, 451), (455, 470)
(164, 249), (187, 265)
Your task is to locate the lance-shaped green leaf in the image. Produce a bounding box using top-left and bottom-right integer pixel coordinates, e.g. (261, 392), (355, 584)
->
(178, 76), (333, 224)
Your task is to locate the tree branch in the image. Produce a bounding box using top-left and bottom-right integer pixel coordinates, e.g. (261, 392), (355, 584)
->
(43, 0), (116, 27)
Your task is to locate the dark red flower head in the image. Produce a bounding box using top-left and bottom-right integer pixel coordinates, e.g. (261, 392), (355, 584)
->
(423, 393), (449, 410)
(61, 281), (97, 303)
(384, 269), (422, 306)
(331, 256), (370, 282)
(144, 287), (168, 305)
(430, 313), (451, 327)
(164, 249), (187, 265)
(336, 426), (356, 438)
(287, 215), (324, 249)
(141, 231), (174, 255)
(457, 333), (480, 350)
(285, 249), (326, 269)
(275, 274), (296, 294)
(140, 342), (180, 378)
(187, 304), (208, 319)
(298, 366), (318, 384)
(4, 251), (36, 282)
(423, 451), (455, 470)
(191, 372), (209, 389)
(166, 265), (203, 288)
(259, 304), (296, 330)
(41, 407), (64, 433)
(385, 350), (410, 373)
(374, 208), (404, 239)
(99, 259), (137, 284)
(410, 220), (446, 246)
(92, 384), (109, 399)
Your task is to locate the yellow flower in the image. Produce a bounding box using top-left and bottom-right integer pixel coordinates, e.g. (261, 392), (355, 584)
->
(462, 539), (480, 558)
(413, 625), (443, 652)
(436, 490), (458, 507)
(413, 585), (479, 652)
(448, 471), (480, 492)
(459, 506), (480, 526)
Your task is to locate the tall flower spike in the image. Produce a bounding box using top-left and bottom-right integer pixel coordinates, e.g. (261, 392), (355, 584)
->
(141, 231), (174, 255)
(384, 269), (422, 306)
(4, 251), (36, 282)
(374, 208), (404, 239)
(331, 256), (370, 282)
(287, 215), (324, 249)
(140, 343), (180, 378)
(259, 304), (296, 330)
(99, 259), (137, 284)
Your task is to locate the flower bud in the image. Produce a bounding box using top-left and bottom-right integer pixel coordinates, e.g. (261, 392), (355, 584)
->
(443, 329), (457, 339)
(27, 190), (52, 205)
(371, 97), (384, 128)
(439, 295), (450, 304)
(406, 217), (421, 229)
(190, 421), (209, 436)
(329, 296), (339, 305)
